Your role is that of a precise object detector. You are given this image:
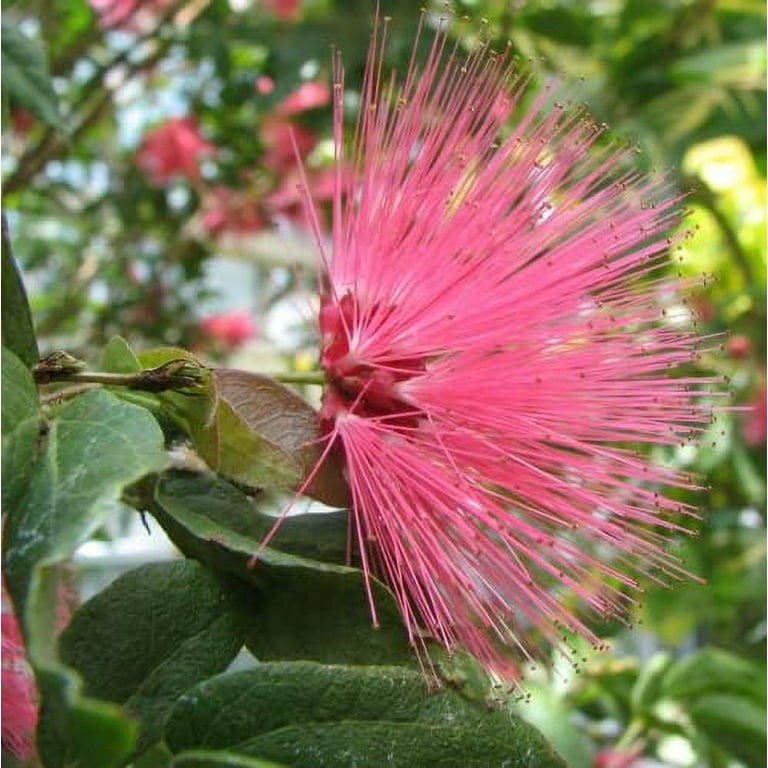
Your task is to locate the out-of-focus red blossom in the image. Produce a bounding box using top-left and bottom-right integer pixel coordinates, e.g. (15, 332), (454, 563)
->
(10, 108), (35, 136)
(200, 311), (257, 346)
(2, 584), (37, 761)
(255, 75), (275, 95)
(259, 80), (329, 173)
(292, 18), (717, 678)
(136, 117), (216, 186)
(261, 120), (317, 173)
(261, 0), (301, 21)
(726, 334), (752, 360)
(743, 380), (767, 446)
(89, 0), (174, 30)
(267, 166), (344, 224)
(594, 749), (641, 768)
(200, 186), (266, 236)
(274, 80), (330, 117)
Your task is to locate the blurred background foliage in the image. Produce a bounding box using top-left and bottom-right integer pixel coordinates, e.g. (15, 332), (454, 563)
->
(2, 0), (765, 766)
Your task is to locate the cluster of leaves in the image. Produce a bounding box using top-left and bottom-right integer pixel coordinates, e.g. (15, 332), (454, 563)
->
(520, 645), (766, 768)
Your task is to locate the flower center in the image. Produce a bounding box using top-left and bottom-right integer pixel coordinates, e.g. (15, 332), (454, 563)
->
(319, 293), (423, 425)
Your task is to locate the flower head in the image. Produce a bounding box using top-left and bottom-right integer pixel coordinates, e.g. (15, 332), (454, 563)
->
(302, 16), (714, 677)
(136, 117), (216, 186)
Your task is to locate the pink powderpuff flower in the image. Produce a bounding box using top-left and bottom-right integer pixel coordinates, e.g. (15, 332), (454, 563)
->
(136, 117), (216, 186)
(2, 584), (38, 761)
(292, 16), (716, 677)
(201, 310), (257, 346)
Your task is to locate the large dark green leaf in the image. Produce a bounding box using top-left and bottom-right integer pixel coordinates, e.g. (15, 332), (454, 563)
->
(688, 693), (766, 767)
(1, 219), (39, 367)
(158, 472), (349, 563)
(2, 389), (169, 768)
(152, 472), (411, 666)
(60, 561), (247, 758)
(1, 17), (60, 126)
(3, 389), (169, 616)
(171, 752), (287, 768)
(1, 346), (41, 511)
(165, 663), (566, 768)
(661, 647), (766, 704)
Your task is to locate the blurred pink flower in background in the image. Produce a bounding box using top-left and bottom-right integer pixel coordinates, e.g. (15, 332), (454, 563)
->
(2, 584), (38, 761)
(261, 120), (317, 173)
(260, 79), (330, 172)
(200, 186), (266, 236)
(255, 75), (275, 95)
(10, 107), (35, 137)
(725, 334), (752, 360)
(261, 0), (301, 21)
(89, 0), (175, 30)
(594, 748), (641, 768)
(299, 19), (715, 676)
(136, 117), (216, 185)
(267, 166), (339, 222)
(274, 80), (330, 117)
(743, 380), (766, 446)
(200, 310), (257, 346)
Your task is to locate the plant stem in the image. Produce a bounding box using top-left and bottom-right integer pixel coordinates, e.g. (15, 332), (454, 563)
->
(272, 371), (326, 386)
(34, 359), (204, 392)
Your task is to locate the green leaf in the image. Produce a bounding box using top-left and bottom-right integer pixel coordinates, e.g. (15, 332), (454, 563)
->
(102, 336), (142, 374)
(630, 652), (674, 715)
(688, 693), (766, 766)
(670, 43), (767, 87)
(4, 389), (169, 617)
(135, 349), (300, 493)
(152, 472), (412, 666)
(171, 751), (287, 768)
(60, 561), (247, 758)
(132, 742), (175, 768)
(118, 345), (347, 505)
(661, 647), (766, 704)
(35, 667), (139, 768)
(1, 218), (39, 367)
(158, 472), (349, 563)
(514, 684), (594, 768)
(1, 346), (41, 511)
(212, 370), (349, 507)
(165, 663), (566, 768)
(2, 389), (169, 768)
(1, 17), (60, 127)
